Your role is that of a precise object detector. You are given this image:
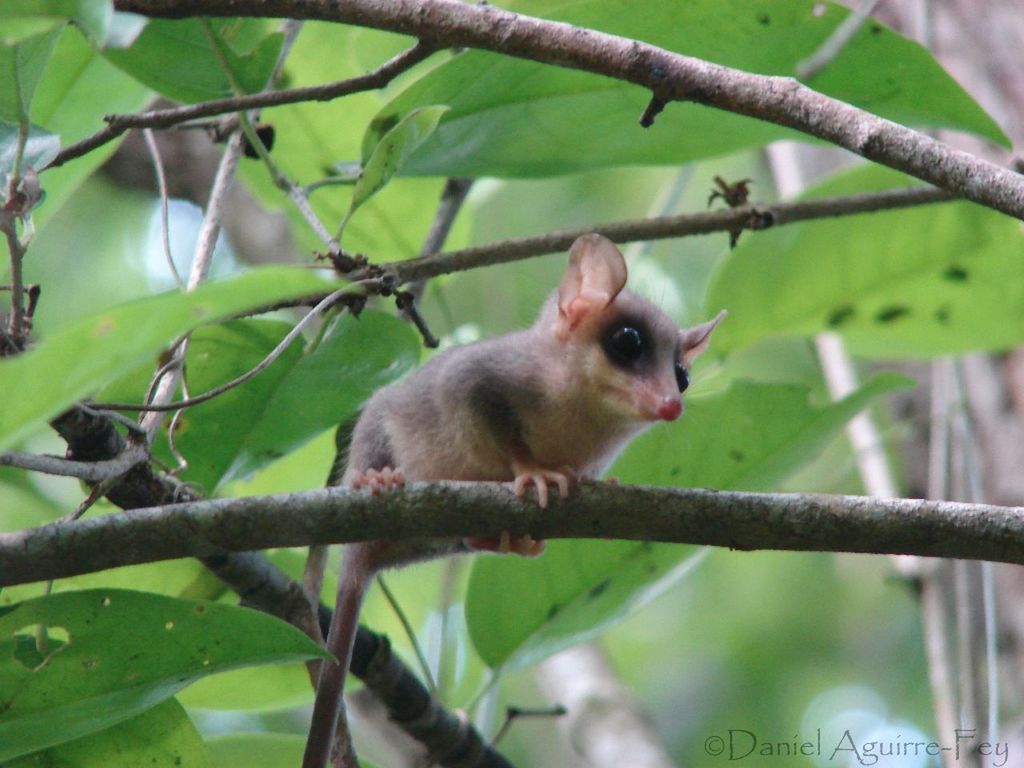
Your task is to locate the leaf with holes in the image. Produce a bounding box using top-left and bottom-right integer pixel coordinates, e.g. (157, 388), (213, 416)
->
(0, 589), (330, 762)
(467, 541), (706, 670)
(707, 165), (1024, 358)
(372, 0), (1007, 178)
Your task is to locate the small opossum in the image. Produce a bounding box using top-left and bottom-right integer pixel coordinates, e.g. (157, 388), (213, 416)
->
(304, 233), (725, 767)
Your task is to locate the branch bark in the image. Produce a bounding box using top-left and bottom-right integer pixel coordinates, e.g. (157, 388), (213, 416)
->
(113, 0), (1024, 220)
(48, 42), (436, 168)
(3, 482), (1023, 587)
(376, 185), (952, 284)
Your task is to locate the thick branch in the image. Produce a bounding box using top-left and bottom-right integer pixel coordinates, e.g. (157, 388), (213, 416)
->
(114, 0), (1024, 220)
(2, 483), (1022, 586)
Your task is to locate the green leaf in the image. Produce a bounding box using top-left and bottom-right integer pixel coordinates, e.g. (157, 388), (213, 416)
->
(0, 559), (225, 609)
(0, 27), (60, 122)
(706, 165), (1024, 359)
(0, 589), (330, 762)
(227, 311), (420, 483)
(206, 733), (305, 768)
(0, 118), (59, 176)
(467, 541), (706, 670)
(0, 267), (333, 452)
(103, 18), (282, 102)
(340, 105), (448, 235)
(30, 27), (152, 229)
(613, 374), (911, 491)
(117, 311), (419, 493)
(177, 663), (311, 711)
(0, 1), (113, 46)
(0, 476), (61, 533)
(0, 19), (63, 45)
(372, 0), (1007, 178)
(6, 698), (211, 767)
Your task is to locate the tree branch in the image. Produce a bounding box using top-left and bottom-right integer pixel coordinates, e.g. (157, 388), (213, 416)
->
(0, 444), (148, 482)
(113, 0), (1024, 220)
(47, 42), (437, 169)
(2, 482), (1022, 587)
(376, 185), (952, 284)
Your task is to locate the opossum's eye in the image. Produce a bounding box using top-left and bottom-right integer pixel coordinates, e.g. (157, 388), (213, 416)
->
(675, 362), (690, 393)
(603, 323), (646, 366)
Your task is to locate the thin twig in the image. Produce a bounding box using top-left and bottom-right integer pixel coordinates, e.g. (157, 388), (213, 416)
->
(302, 544), (329, 625)
(142, 128), (186, 288)
(47, 42), (437, 169)
(63, 475), (123, 522)
(797, 0), (883, 80)
(78, 403), (148, 436)
(186, 138), (240, 293)
(920, 564), (960, 768)
(166, 387), (190, 473)
(375, 574), (438, 694)
(5, 56), (29, 202)
(372, 185), (954, 285)
(270, 19), (304, 87)
(3, 56), (30, 344)
(93, 288), (351, 413)
(399, 177), (473, 346)
(395, 290), (438, 348)
(418, 178), (475, 260)
(0, 443), (149, 482)
(435, 557), (462, 699)
(491, 705), (567, 747)
(1, 223), (28, 347)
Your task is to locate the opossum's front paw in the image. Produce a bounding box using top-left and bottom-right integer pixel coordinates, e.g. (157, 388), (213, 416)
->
(349, 467), (405, 494)
(511, 463), (576, 509)
(465, 531), (546, 558)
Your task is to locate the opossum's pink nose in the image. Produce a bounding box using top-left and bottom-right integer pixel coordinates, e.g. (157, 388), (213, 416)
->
(656, 397), (682, 421)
